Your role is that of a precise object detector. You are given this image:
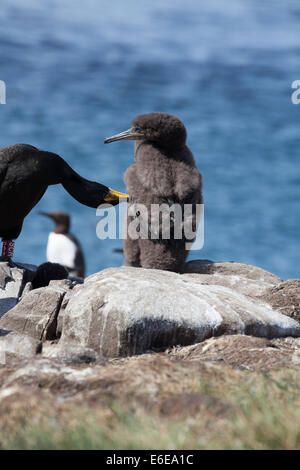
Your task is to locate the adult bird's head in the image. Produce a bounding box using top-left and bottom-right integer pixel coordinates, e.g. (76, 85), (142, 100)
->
(104, 112), (187, 151)
(39, 210), (71, 234)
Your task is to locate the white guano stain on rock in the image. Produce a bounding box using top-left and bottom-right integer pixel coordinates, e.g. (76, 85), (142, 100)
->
(60, 266), (300, 358)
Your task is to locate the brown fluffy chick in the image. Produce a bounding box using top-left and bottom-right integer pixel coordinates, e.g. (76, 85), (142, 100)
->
(105, 112), (203, 273)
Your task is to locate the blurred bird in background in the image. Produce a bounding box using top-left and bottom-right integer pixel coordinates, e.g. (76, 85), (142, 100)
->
(40, 210), (85, 278)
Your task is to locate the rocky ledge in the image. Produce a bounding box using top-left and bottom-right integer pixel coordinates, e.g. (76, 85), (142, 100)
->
(0, 259), (299, 364)
(1, 259), (300, 446)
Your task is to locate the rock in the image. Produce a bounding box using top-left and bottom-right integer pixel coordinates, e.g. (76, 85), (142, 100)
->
(0, 330), (41, 364)
(42, 342), (98, 364)
(0, 332), (299, 446)
(260, 280), (300, 323)
(0, 262), (36, 319)
(0, 335), (299, 424)
(1, 357), (100, 394)
(184, 260), (281, 297)
(59, 266), (300, 358)
(0, 262), (80, 325)
(0, 284), (69, 341)
(49, 279), (76, 289)
(168, 334), (300, 370)
(55, 289), (75, 338)
(184, 260), (281, 282)
(20, 281), (33, 299)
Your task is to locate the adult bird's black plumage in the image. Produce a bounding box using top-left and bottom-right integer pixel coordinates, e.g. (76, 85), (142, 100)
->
(0, 144), (128, 261)
(40, 210), (86, 278)
(32, 262), (69, 289)
(105, 112), (203, 273)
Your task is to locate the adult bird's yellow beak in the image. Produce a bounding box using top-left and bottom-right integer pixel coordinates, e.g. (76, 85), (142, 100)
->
(104, 188), (129, 203)
(104, 127), (145, 144)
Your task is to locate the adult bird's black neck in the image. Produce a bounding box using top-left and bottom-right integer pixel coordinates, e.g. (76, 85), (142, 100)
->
(61, 164), (110, 209)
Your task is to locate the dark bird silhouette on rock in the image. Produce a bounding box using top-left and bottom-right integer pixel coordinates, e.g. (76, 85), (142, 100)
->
(105, 112), (203, 273)
(40, 210), (85, 278)
(32, 262), (69, 289)
(0, 144), (128, 262)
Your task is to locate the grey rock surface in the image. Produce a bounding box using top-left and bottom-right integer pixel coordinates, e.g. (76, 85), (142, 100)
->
(1, 260), (299, 361)
(0, 330), (41, 364)
(184, 260), (282, 297)
(168, 334), (300, 370)
(42, 342), (98, 364)
(0, 262), (36, 319)
(0, 284), (69, 341)
(60, 266), (300, 358)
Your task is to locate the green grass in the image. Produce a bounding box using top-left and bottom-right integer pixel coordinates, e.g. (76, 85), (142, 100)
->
(0, 406), (179, 450)
(1, 368), (300, 450)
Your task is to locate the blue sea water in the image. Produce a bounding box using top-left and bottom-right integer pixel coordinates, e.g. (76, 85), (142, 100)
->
(0, 0), (299, 279)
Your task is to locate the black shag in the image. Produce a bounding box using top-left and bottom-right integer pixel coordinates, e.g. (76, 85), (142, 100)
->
(0, 144), (128, 261)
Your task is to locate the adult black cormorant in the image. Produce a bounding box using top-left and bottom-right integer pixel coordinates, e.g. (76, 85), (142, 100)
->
(40, 210), (85, 278)
(0, 144), (128, 261)
(105, 112), (203, 273)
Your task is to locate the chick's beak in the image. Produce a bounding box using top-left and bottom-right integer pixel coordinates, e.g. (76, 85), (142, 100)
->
(104, 189), (129, 204)
(104, 127), (144, 144)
